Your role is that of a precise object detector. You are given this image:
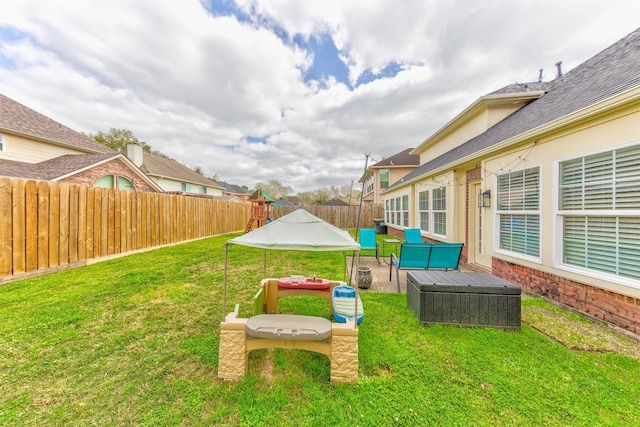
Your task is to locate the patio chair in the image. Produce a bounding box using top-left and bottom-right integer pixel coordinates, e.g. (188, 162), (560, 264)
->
(403, 228), (424, 243)
(389, 243), (432, 292)
(427, 243), (464, 271)
(358, 228), (379, 263)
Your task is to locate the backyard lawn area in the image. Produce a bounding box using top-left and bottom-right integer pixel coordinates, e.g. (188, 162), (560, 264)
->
(1, 233), (639, 426)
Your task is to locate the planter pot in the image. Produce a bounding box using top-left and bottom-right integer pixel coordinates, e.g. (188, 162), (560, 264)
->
(358, 266), (372, 289)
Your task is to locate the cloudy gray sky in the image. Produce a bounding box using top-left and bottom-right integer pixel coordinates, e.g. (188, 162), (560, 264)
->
(1, 0), (638, 192)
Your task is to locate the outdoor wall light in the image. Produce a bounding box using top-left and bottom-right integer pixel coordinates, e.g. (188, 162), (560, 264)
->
(478, 190), (491, 208)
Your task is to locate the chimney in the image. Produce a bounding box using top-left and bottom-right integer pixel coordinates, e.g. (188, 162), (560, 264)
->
(555, 61), (563, 78)
(538, 68), (543, 83)
(126, 143), (144, 167)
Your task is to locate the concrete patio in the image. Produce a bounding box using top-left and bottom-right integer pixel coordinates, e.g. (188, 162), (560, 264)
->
(348, 255), (474, 294)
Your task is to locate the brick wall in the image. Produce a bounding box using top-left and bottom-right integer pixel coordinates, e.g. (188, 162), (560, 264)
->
(492, 258), (640, 335)
(60, 158), (158, 192)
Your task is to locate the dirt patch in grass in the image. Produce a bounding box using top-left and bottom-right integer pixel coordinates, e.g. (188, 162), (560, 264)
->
(522, 304), (640, 360)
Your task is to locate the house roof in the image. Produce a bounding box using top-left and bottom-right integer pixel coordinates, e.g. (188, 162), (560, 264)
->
(371, 148), (420, 168)
(274, 198), (295, 207)
(391, 27), (640, 189)
(0, 153), (117, 180)
(283, 195), (303, 203)
(322, 197), (351, 206)
(359, 147), (419, 182)
(140, 151), (224, 189)
(0, 158), (46, 179)
(218, 181), (248, 195)
(0, 93), (113, 154)
(0, 153), (164, 191)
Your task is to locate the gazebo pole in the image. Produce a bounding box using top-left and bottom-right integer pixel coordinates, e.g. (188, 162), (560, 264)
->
(349, 153), (370, 285)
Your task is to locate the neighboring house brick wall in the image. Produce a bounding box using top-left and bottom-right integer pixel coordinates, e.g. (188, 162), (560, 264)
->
(492, 258), (640, 335)
(60, 158), (159, 192)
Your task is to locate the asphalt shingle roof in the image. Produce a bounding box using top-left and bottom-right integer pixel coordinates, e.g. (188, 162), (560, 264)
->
(393, 27), (640, 188)
(140, 152), (223, 189)
(372, 148), (419, 168)
(0, 94), (114, 154)
(0, 153), (120, 180)
(219, 181), (248, 195)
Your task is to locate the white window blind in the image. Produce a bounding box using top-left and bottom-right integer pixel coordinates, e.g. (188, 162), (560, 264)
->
(559, 144), (640, 281)
(418, 190), (429, 232)
(497, 167), (540, 258)
(432, 187), (446, 236)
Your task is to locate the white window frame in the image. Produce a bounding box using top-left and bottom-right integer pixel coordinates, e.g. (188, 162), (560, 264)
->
(415, 182), (449, 238)
(494, 165), (542, 263)
(431, 187), (447, 238)
(365, 175), (374, 196)
(384, 194), (409, 227)
(554, 141), (640, 288)
(0, 133), (4, 151)
(418, 190), (429, 233)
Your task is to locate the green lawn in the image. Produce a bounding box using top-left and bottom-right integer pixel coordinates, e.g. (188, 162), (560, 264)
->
(1, 234), (639, 426)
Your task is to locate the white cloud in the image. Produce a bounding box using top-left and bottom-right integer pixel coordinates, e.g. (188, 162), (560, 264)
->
(1, 0), (638, 192)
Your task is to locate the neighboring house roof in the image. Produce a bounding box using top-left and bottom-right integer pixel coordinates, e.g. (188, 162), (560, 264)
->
(0, 153), (164, 191)
(360, 148), (419, 182)
(390, 27), (640, 189)
(322, 197), (351, 206)
(0, 158), (46, 179)
(372, 148), (420, 168)
(283, 195), (303, 204)
(218, 181), (249, 195)
(274, 198), (295, 207)
(140, 151), (224, 189)
(0, 93), (113, 154)
(37, 153), (121, 180)
(1, 153), (117, 179)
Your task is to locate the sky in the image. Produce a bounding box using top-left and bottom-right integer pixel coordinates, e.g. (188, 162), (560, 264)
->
(1, 0), (638, 193)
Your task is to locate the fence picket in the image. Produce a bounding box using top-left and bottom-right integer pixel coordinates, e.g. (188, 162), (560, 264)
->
(0, 178), (12, 276)
(25, 181), (38, 272)
(10, 179), (25, 275)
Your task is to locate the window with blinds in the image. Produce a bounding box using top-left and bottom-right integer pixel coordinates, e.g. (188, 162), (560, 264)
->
(432, 187), (446, 236)
(496, 167), (540, 258)
(559, 144), (640, 282)
(384, 195), (409, 227)
(418, 190), (429, 232)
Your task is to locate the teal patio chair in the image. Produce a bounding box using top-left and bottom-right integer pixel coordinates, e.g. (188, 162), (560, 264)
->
(403, 228), (423, 243)
(427, 243), (464, 270)
(358, 228), (379, 263)
(389, 243), (432, 292)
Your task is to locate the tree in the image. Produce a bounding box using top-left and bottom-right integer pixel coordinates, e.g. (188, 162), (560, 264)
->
(88, 128), (152, 153)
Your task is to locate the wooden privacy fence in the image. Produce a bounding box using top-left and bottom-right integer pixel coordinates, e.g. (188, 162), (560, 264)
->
(277, 204), (384, 230)
(0, 178), (250, 281)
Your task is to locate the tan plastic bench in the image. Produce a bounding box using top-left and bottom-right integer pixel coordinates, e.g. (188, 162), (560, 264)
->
(218, 309), (358, 384)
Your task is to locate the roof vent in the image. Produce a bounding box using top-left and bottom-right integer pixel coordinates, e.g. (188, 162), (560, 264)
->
(555, 61), (563, 78)
(538, 68), (543, 83)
